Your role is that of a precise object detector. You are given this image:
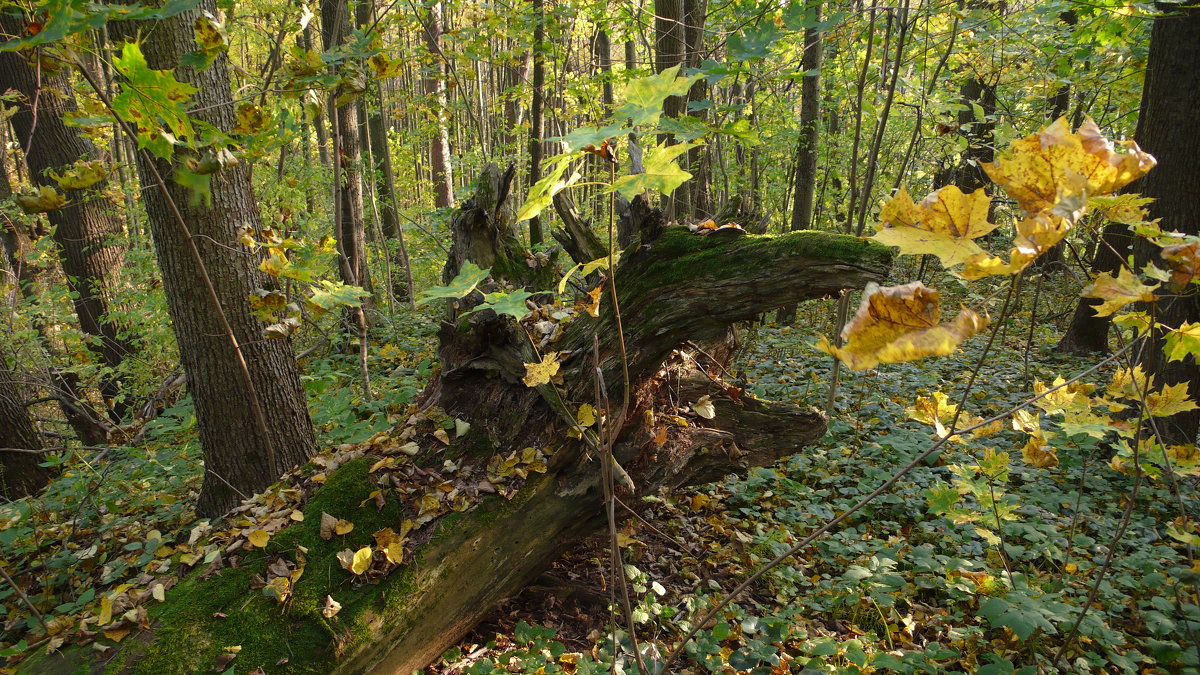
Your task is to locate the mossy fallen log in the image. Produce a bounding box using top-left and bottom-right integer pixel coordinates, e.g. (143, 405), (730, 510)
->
(23, 165), (891, 675)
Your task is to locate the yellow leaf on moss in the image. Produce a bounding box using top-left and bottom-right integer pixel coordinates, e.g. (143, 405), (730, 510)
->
(333, 519), (354, 536)
(522, 352), (560, 387)
(983, 117), (1156, 215)
(815, 282), (987, 371)
(1082, 267), (1159, 317)
(871, 186), (998, 267)
(247, 529), (269, 548)
(350, 546), (372, 575)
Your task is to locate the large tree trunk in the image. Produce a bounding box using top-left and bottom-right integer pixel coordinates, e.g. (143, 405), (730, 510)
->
(110, 1), (316, 517)
(35, 165), (891, 674)
(0, 35), (136, 420)
(0, 360), (51, 499)
(0, 135), (112, 446)
(1131, 2), (1200, 445)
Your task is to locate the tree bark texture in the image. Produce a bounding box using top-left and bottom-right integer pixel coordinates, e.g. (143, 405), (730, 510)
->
(422, 1), (454, 209)
(0, 361), (51, 499)
(321, 0), (368, 298)
(1131, 3), (1200, 445)
(0, 35), (135, 419)
(111, 1), (316, 517)
(526, 0), (546, 245)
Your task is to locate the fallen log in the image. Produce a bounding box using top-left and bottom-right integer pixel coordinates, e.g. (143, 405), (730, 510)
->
(22, 165), (890, 674)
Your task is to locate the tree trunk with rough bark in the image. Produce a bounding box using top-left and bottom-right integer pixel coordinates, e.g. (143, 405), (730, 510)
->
(422, 1), (454, 209)
(0, 361), (51, 499)
(33, 165), (891, 674)
(1131, 2), (1200, 445)
(110, 1), (316, 517)
(776, 2), (823, 326)
(0, 32), (136, 420)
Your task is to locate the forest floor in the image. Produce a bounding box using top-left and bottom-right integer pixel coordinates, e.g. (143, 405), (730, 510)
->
(2, 284), (1199, 674)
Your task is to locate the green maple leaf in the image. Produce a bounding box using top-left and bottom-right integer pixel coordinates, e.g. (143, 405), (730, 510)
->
(517, 155), (579, 222)
(1165, 322), (1200, 362)
(610, 142), (699, 199)
(416, 262), (490, 305)
(466, 289), (535, 319)
(112, 42), (197, 160)
(307, 280), (368, 313)
(615, 66), (698, 126)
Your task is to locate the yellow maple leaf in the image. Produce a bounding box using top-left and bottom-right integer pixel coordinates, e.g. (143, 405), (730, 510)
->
(983, 117), (1155, 215)
(1145, 382), (1200, 418)
(1021, 432), (1059, 468)
(1034, 377), (1095, 416)
(960, 212), (1073, 280)
(1107, 366), (1153, 401)
(576, 403), (596, 427)
(1082, 267), (1159, 317)
(871, 186), (999, 267)
(815, 282), (987, 371)
(906, 392), (958, 439)
(522, 351), (561, 387)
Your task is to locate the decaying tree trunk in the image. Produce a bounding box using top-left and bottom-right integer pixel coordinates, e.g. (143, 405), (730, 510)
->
(32, 166), (889, 675)
(342, 165), (891, 671)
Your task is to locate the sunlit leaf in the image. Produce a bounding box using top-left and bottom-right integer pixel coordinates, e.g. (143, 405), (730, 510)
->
(610, 142), (700, 199)
(350, 546), (372, 575)
(1165, 323), (1200, 362)
(815, 282), (987, 371)
(871, 186), (998, 266)
(983, 117), (1156, 214)
(1082, 267), (1159, 317)
(522, 352), (561, 387)
(1145, 382), (1199, 418)
(416, 262), (490, 305)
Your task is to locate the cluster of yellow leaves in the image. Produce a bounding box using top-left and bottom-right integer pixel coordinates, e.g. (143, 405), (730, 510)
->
(838, 118), (1160, 373)
(816, 282), (987, 371)
(873, 118), (1155, 282)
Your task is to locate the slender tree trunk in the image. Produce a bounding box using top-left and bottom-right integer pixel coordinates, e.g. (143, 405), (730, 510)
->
(776, 3), (824, 326)
(110, 0), (316, 516)
(0, 360), (51, 499)
(0, 36), (136, 420)
(654, 0), (686, 218)
(422, 1), (454, 209)
(526, 0), (547, 245)
(1131, 2), (1200, 445)
(0, 139), (112, 446)
(321, 0), (368, 301)
(683, 0), (710, 217)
